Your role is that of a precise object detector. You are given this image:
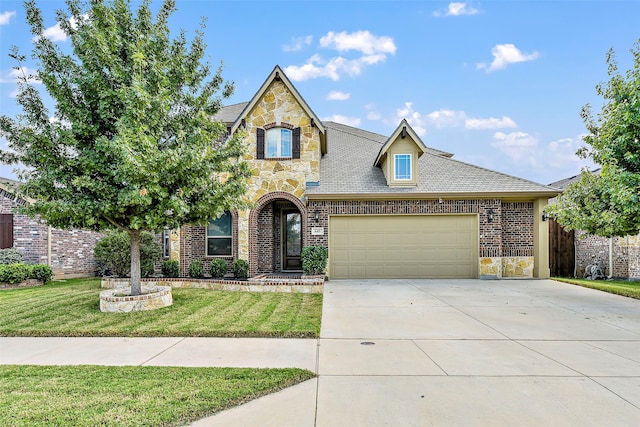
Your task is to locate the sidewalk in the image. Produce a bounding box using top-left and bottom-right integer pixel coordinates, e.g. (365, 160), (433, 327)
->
(0, 336), (318, 371)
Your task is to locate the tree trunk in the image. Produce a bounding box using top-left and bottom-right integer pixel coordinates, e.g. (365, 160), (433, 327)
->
(130, 229), (142, 296)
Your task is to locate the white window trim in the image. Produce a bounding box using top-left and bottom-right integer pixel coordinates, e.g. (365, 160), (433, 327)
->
(394, 153), (412, 181)
(266, 128), (292, 158)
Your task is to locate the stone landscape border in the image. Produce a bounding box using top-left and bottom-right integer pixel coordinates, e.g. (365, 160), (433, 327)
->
(99, 285), (173, 313)
(102, 275), (324, 294)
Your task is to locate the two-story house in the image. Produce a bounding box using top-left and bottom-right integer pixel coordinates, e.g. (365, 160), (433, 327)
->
(168, 65), (559, 280)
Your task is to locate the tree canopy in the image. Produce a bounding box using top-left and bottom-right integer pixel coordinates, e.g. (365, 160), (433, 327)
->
(549, 39), (640, 238)
(0, 0), (251, 293)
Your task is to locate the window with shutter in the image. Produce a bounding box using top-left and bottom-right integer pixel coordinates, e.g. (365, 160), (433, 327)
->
(292, 127), (300, 159)
(256, 128), (265, 159)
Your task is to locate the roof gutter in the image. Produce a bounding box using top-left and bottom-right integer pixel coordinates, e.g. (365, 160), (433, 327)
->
(305, 190), (560, 203)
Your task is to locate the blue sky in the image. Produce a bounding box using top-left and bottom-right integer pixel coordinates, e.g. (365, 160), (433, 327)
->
(1, 1), (639, 185)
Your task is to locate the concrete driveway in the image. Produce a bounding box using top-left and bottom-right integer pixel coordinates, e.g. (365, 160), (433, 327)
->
(207, 279), (640, 426)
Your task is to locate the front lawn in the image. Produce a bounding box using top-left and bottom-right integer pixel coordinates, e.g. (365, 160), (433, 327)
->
(553, 277), (640, 299)
(0, 278), (322, 337)
(0, 365), (314, 427)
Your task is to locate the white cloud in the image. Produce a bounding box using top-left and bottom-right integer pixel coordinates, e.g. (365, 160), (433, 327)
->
(426, 109), (466, 129)
(433, 2), (479, 17)
(1, 66), (41, 84)
(283, 35), (313, 52)
(322, 114), (361, 127)
(0, 11), (16, 25)
(477, 43), (539, 72)
(465, 116), (517, 129)
(491, 131), (539, 166)
(319, 30), (397, 55)
(285, 30), (396, 81)
(367, 111), (381, 121)
(326, 90), (350, 101)
(37, 14), (87, 42)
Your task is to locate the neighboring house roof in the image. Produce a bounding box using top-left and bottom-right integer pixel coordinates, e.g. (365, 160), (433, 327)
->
(215, 102), (249, 125)
(548, 168), (601, 191)
(306, 121), (560, 199)
(0, 177), (31, 204)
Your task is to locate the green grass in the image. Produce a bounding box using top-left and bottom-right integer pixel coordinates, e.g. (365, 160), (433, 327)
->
(553, 277), (640, 299)
(0, 365), (315, 427)
(0, 278), (322, 337)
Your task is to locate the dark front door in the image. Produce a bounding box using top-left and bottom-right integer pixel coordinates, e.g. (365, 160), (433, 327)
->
(283, 210), (301, 270)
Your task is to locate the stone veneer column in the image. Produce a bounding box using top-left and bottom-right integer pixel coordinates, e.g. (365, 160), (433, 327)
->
(533, 197), (550, 278)
(237, 210), (250, 261)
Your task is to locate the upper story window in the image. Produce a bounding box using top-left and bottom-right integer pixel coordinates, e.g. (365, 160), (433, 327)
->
(394, 154), (412, 180)
(266, 128), (292, 158)
(207, 211), (232, 256)
(256, 126), (301, 160)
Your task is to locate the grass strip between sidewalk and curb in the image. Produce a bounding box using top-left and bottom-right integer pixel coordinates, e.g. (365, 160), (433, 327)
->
(552, 277), (640, 299)
(0, 365), (315, 427)
(0, 278), (322, 338)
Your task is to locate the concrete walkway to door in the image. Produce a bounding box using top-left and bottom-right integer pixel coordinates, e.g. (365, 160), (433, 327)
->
(206, 279), (640, 426)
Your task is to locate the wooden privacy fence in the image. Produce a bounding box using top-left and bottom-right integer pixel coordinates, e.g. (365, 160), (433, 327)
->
(549, 218), (575, 277)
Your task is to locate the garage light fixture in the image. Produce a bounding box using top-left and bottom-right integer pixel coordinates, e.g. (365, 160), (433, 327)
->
(314, 210), (320, 223)
(542, 211), (549, 222)
(487, 208), (494, 223)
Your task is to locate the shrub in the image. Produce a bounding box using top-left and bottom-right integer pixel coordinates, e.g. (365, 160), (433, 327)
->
(0, 263), (31, 284)
(188, 260), (204, 279)
(209, 258), (227, 279)
(0, 248), (24, 265)
(232, 259), (249, 279)
(161, 260), (180, 278)
(30, 264), (54, 283)
(301, 245), (328, 276)
(94, 230), (162, 277)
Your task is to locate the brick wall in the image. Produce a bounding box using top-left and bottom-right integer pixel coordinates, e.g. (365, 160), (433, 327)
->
(0, 192), (101, 277)
(575, 232), (640, 279)
(502, 202), (534, 256)
(178, 213), (238, 277)
(306, 198), (533, 258)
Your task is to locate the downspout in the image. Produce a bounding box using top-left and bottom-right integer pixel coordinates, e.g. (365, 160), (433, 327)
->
(608, 237), (613, 279)
(47, 225), (52, 266)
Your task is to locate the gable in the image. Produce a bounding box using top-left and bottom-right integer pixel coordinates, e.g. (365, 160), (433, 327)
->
(375, 120), (427, 187)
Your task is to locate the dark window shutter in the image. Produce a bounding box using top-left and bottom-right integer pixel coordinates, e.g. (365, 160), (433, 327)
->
(256, 128), (265, 159)
(292, 127), (301, 159)
(0, 214), (13, 249)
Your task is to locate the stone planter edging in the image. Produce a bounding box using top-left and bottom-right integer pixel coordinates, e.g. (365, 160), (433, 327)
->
(102, 276), (324, 294)
(99, 285), (173, 313)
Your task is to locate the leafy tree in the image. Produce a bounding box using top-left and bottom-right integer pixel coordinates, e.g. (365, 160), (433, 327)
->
(0, 0), (251, 295)
(549, 39), (640, 237)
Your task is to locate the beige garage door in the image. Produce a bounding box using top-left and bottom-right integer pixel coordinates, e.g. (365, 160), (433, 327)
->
(329, 215), (478, 279)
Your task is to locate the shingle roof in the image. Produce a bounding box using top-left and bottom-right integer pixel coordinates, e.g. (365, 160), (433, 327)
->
(548, 168), (601, 190)
(215, 102), (249, 125)
(307, 121), (560, 197)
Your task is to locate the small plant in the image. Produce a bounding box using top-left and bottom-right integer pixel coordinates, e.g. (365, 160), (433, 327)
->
(188, 260), (205, 279)
(94, 231), (162, 277)
(209, 258), (228, 279)
(0, 248), (24, 265)
(0, 263), (31, 284)
(301, 246), (328, 276)
(30, 264), (54, 283)
(232, 259), (249, 279)
(161, 260), (180, 278)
